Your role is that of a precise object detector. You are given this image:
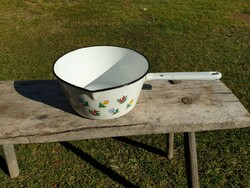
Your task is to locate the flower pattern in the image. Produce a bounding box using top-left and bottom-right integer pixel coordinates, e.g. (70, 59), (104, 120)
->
(78, 97), (89, 106)
(79, 95), (133, 117)
(99, 100), (109, 108)
(126, 99), (134, 109)
(89, 109), (100, 116)
(117, 95), (128, 104)
(108, 108), (119, 115)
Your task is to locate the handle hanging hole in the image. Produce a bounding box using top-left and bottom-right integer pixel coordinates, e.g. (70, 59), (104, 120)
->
(211, 72), (219, 75)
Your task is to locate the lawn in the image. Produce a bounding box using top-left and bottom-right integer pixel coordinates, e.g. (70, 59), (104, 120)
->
(0, 0), (249, 187)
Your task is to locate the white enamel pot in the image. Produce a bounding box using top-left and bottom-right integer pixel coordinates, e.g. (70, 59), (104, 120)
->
(53, 46), (222, 119)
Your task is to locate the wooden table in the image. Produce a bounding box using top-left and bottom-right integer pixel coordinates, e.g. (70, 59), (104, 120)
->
(0, 80), (249, 188)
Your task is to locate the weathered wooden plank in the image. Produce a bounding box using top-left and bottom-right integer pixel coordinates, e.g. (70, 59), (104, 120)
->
(0, 80), (249, 144)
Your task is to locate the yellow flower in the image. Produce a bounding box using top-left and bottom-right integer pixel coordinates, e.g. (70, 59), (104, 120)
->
(129, 99), (134, 105)
(103, 100), (109, 105)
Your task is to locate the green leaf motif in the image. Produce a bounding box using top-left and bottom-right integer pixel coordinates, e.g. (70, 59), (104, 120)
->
(108, 108), (119, 115)
(78, 97), (89, 106)
(99, 102), (107, 108)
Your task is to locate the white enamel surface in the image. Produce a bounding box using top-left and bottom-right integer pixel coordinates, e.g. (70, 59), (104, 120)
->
(54, 46), (148, 91)
(61, 77), (144, 119)
(146, 71), (222, 81)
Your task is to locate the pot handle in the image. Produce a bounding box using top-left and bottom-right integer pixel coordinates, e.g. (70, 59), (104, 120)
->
(146, 71), (222, 81)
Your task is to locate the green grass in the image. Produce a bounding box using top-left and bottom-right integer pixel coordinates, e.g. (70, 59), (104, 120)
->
(0, 0), (249, 187)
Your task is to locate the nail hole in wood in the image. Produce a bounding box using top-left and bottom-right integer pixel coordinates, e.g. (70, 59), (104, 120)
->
(169, 80), (181, 84)
(182, 97), (193, 104)
(142, 84), (152, 90)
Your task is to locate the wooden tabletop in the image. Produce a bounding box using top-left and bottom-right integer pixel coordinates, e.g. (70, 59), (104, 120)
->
(0, 80), (249, 144)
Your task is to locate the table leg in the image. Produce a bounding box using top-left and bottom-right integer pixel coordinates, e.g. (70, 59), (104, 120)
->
(2, 144), (20, 178)
(184, 132), (199, 188)
(166, 133), (174, 159)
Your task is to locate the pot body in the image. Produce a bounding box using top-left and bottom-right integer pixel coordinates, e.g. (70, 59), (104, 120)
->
(60, 77), (145, 119)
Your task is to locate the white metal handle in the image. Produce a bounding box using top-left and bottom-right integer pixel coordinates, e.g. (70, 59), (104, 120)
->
(146, 71), (222, 81)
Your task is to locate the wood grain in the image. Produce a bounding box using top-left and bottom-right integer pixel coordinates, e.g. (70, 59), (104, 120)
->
(0, 80), (249, 144)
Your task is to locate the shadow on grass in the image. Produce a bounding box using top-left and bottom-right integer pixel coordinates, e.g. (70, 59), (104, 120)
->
(0, 155), (9, 176)
(14, 80), (78, 116)
(60, 142), (139, 188)
(113, 137), (166, 157)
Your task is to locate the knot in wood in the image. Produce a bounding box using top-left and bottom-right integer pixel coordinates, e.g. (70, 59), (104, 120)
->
(182, 97), (193, 104)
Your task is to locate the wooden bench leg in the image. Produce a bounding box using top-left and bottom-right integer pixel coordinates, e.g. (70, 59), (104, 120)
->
(166, 133), (174, 159)
(2, 144), (20, 178)
(184, 132), (199, 188)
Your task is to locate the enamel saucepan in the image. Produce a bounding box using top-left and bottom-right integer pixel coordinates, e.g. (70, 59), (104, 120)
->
(53, 46), (222, 119)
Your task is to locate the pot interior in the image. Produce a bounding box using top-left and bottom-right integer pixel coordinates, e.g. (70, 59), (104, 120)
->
(54, 46), (149, 91)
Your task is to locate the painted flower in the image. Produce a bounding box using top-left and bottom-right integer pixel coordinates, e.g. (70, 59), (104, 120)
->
(103, 100), (109, 105)
(117, 95), (128, 104)
(129, 99), (134, 105)
(89, 109), (100, 116)
(78, 97), (89, 106)
(126, 99), (134, 109)
(108, 108), (119, 115)
(99, 100), (109, 108)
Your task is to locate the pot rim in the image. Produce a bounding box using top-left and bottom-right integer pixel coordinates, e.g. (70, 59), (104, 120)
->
(53, 45), (150, 93)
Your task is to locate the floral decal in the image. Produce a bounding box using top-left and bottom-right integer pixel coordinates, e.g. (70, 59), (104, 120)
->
(99, 100), (109, 108)
(108, 108), (119, 115)
(126, 99), (134, 109)
(89, 109), (100, 116)
(117, 95), (128, 104)
(78, 97), (89, 106)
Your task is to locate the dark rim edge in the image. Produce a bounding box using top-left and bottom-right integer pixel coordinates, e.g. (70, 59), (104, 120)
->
(52, 45), (150, 93)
